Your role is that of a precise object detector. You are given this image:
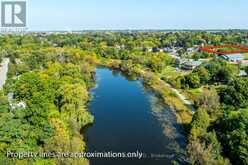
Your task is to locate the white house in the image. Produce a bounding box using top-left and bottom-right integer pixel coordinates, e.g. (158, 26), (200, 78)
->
(182, 60), (202, 70)
(221, 54), (244, 62)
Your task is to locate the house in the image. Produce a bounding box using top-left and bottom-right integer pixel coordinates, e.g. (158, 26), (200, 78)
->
(7, 92), (26, 110)
(163, 47), (173, 52)
(187, 48), (194, 53)
(7, 92), (14, 100)
(240, 70), (247, 77)
(171, 52), (178, 56)
(10, 102), (26, 110)
(221, 54), (244, 62)
(182, 60), (202, 70)
(152, 47), (160, 53)
(147, 48), (153, 52)
(175, 58), (185, 66)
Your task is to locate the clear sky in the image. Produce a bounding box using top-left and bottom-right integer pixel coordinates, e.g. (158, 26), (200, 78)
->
(28, 0), (248, 31)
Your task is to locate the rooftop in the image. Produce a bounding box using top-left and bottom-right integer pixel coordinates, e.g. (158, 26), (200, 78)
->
(184, 60), (202, 66)
(223, 54), (244, 60)
(240, 70), (247, 77)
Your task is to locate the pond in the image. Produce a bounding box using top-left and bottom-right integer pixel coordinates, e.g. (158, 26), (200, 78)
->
(85, 68), (187, 165)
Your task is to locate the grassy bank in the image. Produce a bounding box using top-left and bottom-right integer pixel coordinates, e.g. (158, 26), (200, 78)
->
(98, 58), (193, 128)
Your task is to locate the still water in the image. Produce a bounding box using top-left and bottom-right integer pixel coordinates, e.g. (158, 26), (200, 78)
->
(85, 68), (187, 165)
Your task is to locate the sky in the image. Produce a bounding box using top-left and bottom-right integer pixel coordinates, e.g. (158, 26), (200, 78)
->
(27, 0), (248, 31)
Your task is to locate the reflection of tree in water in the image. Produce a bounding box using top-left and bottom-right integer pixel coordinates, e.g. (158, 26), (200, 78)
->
(149, 95), (188, 163)
(112, 69), (138, 81)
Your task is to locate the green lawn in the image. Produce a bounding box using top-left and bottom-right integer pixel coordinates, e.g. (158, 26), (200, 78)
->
(244, 53), (248, 60)
(183, 88), (202, 102)
(160, 66), (180, 79)
(187, 88), (202, 95)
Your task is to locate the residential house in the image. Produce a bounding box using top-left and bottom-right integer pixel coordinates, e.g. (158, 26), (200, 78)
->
(182, 60), (202, 70)
(240, 70), (247, 77)
(221, 54), (244, 62)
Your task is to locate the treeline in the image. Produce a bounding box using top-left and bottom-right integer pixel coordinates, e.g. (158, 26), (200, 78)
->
(1, 31), (248, 58)
(0, 46), (96, 164)
(177, 60), (248, 164)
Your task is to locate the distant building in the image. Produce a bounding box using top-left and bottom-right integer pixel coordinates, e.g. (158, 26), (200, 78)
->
(240, 70), (247, 77)
(147, 48), (153, 52)
(10, 102), (26, 110)
(152, 47), (160, 53)
(176, 58), (186, 66)
(7, 93), (14, 100)
(182, 60), (202, 70)
(8, 92), (26, 110)
(163, 47), (173, 52)
(171, 52), (178, 56)
(221, 54), (244, 62)
(187, 48), (194, 53)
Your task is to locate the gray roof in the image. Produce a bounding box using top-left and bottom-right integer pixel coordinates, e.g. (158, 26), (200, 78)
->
(240, 70), (247, 76)
(223, 54), (244, 61)
(184, 61), (202, 67)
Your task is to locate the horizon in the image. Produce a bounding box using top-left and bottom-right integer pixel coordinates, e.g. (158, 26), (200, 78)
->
(22, 0), (248, 31)
(2, 29), (248, 34)
(22, 28), (248, 33)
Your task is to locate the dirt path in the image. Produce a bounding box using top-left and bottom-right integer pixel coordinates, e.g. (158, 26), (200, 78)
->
(166, 83), (196, 113)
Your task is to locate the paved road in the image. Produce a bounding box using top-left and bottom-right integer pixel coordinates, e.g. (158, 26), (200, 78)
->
(0, 58), (10, 90)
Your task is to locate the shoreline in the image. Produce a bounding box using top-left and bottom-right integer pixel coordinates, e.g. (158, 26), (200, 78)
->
(95, 59), (193, 128)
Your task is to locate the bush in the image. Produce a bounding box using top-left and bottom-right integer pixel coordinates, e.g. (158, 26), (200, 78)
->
(215, 109), (248, 165)
(219, 77), (248, 109)
(195, 88), (221, 117)
(183, 73), (201, 89)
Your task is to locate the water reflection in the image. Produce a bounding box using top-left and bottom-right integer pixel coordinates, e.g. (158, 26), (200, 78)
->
(86, 68), (187, 165)
(149, 95), (187, 161)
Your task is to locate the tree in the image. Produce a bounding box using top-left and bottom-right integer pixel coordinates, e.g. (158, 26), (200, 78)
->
(187, 137), (213, 165)
(190, 108), (210, 138)
(184, 73), (201, 89)
(219, 77), (248, 108)
(245, 66), (248, 75)
(215, 109), (248, 165)
(187, 133), (229, 165)
(205, 60), (238, 83)
(188, 108), (230, 165)
(195, 88), (221, 117)
(57, 84), (88, 112)
(194, 66), (210, 84)
(0, 90), (9, 113)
